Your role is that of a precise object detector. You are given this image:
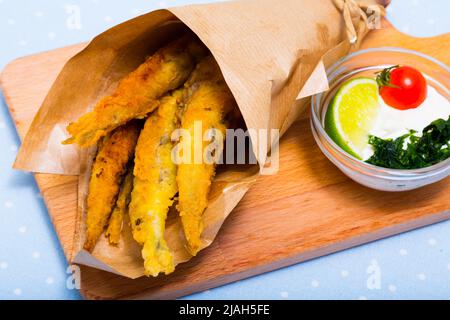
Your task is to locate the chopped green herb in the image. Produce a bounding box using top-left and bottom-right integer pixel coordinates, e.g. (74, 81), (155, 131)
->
(366, 116), (450, 169)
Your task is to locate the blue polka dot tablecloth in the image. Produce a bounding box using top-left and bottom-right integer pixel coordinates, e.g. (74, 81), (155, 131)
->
(0, 0), (449, 300)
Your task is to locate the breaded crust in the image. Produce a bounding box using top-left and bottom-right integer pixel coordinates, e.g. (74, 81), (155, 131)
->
(105, 168), (134, 245)
(177, 63), (235, 255)
(84, 121), (141, 252)
(129, 90), (183, 277)
(63, 35), (207, 147)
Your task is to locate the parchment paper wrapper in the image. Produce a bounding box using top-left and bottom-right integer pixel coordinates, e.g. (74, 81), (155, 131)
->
(14, 0), (383, 278)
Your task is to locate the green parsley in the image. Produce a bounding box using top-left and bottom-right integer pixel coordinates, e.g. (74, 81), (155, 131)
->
(366, 116), (450, 169)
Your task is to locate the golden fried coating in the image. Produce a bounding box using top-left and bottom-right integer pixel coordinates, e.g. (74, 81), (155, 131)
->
(129, 90), (183, 277)
(177, 71), (235, 256)
(105, 168), (134, 246)
(84, 122), (140, 252)
(184, 55), (224, 88)
(63, 35), (207, 147)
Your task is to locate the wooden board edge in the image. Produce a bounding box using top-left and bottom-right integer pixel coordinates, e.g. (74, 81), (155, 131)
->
(0, 43), (88, 140)
(80, 209), (450, 300)
(0, 42), (87, 92)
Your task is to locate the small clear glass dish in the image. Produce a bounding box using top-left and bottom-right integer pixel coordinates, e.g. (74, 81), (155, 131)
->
(311, 47), (450, 192)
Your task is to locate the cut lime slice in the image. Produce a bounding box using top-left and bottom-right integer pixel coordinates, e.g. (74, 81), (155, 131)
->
(325, 77), (380, 160)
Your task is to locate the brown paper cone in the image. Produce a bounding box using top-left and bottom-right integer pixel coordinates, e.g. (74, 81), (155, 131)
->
(13, 0), (383, 278)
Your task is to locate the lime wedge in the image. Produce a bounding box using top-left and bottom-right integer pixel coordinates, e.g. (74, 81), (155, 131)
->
(325, 77), (380, 160)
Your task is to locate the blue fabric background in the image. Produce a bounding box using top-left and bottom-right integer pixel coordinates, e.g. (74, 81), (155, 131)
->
(0, 0), (449, 300)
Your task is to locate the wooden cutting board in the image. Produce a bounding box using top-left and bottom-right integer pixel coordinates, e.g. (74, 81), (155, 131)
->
(1, 20), (449, 300)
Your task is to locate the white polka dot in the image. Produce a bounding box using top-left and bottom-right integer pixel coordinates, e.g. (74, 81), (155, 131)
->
(412, 0), (420, 6)
(418, 273), (427, 281)
(158, 1), (167, 8)
(34, 11), (44, 17)
(0, 261), (8, 269)
(7, 18), (15, 25)
(13, 288), (22, 296)
(5, 201), (14, 208)
(426, 18), (435, 25)
(447, 263), (450, 270)
(428, 238), (437, 246)
(203, 290), (211, 294)
(18, 226), (27, 234)
(388, 285), (397, 292)
(311, 280), (319, 288)
(48, 32), (56, 39)
(32, 251), (41, 259)
(358, 296), (368, 300)
(10, 144), (18, 152)
(131, 8), (141, 15)
(0, 121), (6, 128)
(341, 270), (349, 278)
(18, 40), (27, 46)
(280, 291), (289, 298)
(46, 277), (54, 284)
(399, 249), (408, 256)
(104, 16), (113, 22)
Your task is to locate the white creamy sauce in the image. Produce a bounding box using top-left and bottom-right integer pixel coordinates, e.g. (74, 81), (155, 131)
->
(362, 85), (450, 160)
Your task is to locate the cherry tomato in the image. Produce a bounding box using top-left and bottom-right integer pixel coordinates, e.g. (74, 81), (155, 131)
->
(377, 65), (427, 110)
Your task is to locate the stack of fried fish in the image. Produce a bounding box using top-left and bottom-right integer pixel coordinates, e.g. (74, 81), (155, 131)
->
(63, 35), (237, 277)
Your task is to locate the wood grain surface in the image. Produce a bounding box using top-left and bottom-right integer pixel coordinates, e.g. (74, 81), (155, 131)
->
(1, 21), (449, 299)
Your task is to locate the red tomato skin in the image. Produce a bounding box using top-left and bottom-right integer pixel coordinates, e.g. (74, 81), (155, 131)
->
(379, 66), (428, 110)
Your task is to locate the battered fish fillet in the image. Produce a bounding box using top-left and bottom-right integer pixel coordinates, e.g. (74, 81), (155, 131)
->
(84, 122), (141, 252)
(177, 76), (235, 256)
(178, 55), (225, 121)
(129, 90), (183, 277)
(63, 35), (207, 147)
(105, 168), (134, 245)
(184, 55), (224, 88)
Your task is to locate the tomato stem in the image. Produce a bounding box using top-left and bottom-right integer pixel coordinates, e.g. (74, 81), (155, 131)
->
(376, 65), (401, 89)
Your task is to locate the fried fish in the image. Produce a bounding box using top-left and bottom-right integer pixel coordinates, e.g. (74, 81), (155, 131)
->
(129, 90), (183, 277)
(84, 121), (140, 252)
(184, 55), (224, 88)
(105, 168), (134, 246)
(177, 59), (235, 256)
(63, 35), (207, 147)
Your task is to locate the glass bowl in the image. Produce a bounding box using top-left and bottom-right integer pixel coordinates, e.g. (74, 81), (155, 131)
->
(311, 47), (450, 192)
